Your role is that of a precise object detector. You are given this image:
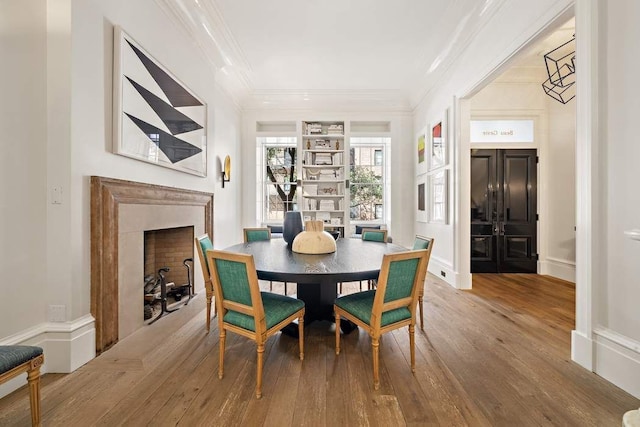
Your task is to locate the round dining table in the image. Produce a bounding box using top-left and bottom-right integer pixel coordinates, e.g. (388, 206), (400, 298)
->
(224, 237), (407, 329)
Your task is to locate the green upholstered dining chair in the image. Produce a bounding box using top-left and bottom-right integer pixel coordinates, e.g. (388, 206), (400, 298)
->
(334, 249), (430, 390)
(243, 227), (271, 242)
(206, 249), (305, 399)
(339, 228), (388, 294)
(361, 228), (388, 243)
(195, 234), (217, 333)
(244, 227), (289, 295)
(0, 346), (44, 426)
(361, 228), (389, 290)
(412, 235), (434, 330)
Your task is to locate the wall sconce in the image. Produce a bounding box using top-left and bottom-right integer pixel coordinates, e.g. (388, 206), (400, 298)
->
(222, 155), (231, 188)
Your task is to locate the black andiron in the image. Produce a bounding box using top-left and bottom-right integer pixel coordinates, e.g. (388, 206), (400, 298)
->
(146, 258), (196, 325)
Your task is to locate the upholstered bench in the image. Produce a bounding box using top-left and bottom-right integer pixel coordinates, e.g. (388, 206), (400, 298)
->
(0, 346), (44, 426)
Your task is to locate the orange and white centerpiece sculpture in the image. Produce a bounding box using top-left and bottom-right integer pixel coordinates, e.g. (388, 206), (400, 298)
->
(292, 220), (337, 254)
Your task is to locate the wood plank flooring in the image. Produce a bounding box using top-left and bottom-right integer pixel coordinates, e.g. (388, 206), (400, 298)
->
(1, 274), (638, 426)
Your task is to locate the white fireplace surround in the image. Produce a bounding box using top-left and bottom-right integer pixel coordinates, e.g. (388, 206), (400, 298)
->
(118, 204), (205, 340)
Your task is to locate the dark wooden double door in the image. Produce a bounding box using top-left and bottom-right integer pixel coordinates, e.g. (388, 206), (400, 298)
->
(471, 149), (537, 273)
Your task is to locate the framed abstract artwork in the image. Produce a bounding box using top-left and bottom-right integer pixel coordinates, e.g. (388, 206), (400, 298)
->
(417, 173), (427, 223)
(416, 129), (426, 175)
(113, 26), (207, 176)
(429, 109), (448, 171)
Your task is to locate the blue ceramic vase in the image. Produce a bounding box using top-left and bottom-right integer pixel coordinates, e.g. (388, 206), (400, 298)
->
(283, 211), (303, 247)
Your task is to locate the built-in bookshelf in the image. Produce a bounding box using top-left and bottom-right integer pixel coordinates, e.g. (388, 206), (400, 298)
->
(299, 121), (346, 236)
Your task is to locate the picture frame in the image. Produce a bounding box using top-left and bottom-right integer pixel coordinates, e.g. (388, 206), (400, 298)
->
(429, 170), (448, 224)
(416, 173), (427, 223)
(428, 109), (448, 171)
(416, 129), (427, 175)
(113, 26), (207, 177)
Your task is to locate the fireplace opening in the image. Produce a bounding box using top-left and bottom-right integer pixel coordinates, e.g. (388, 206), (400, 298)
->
(143, 226), (195, 324)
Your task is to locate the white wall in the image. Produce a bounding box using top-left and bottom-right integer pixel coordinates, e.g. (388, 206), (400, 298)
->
(545, 93), (576, 280)
(0, 0), (49, 337)
(586, 0), (640, 397)
(0, 0), (242, 396)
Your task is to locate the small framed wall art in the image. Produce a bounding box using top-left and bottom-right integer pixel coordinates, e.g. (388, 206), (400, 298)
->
(429, 109), (448, 171)
(113, 26), (207, 176)
(416, 129), (426, 175)
(429, 170), (448, 224)
(417, 173), (427, 223)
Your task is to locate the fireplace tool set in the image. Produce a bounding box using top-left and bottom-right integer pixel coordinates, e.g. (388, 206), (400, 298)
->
(144, 258), (196, 324)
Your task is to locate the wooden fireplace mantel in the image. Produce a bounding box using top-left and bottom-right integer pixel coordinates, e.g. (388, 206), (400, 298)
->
(91, 176), (214, 354)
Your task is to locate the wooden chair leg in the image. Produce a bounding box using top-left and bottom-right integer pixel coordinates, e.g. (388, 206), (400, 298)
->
(27, 361), (42, 427)
(372, 337), (380, 390)
(206, 289), (213, 333)
(419, 295), (424, 331)
(218, 330), (226, 379)
(256, 343), (265, 399)
(409, 324), (416, 373)
(334, 311), (341, 355)
(298, 315), (305, 360)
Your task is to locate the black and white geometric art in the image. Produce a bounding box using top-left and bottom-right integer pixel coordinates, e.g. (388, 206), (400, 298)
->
(113, 27), (207, 176)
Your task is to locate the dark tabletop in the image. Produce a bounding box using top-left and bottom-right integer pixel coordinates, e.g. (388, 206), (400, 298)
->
(224, 237), (407, 285)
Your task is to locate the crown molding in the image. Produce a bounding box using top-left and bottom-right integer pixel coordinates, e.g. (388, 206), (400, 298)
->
(243, 90), (412, 113)
(154, 0), (252, 104)
(409, 0), (508, 109)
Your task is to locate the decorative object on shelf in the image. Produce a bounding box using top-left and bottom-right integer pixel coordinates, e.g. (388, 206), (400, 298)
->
(327, 124), (343, 134)
(336, 140), (340, 150)
(113, 26), (207, 177)
(292, 221), (337, 254)
(542, 35), (575, 104)
(221, 155), (231, 188)
(315, 140), (331, 149)
(283, 211), (304, 247)
(306, 122), (323, 134)
(306, 140), (311, 149)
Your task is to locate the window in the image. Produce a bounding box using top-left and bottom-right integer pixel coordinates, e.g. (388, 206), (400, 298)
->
(260, 137), (297, 221)
(374, 149), (382, 166)
(349, 137), (389, 222)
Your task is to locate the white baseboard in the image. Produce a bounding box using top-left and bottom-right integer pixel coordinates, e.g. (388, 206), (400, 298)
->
(571, 329), (594, 370)
(0, 315), (96, 399)
(593, 328), (640, 399)
(427, 256), (462, 288)
(540, 257), (576, 283)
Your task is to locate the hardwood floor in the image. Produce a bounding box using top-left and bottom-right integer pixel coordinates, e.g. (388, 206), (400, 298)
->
(1, 275), (638, 426)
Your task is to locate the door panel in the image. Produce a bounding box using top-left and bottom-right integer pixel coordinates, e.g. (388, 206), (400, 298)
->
(470, 150), (498, 272)
(471, 149), (537, 273)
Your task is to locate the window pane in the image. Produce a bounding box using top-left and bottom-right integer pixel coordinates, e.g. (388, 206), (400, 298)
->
(349, 138), (388, 222)
(261, 139), (297, 222)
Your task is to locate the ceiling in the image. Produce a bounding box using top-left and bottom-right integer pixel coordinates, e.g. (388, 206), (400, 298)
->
(156, 0), (573, 110)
